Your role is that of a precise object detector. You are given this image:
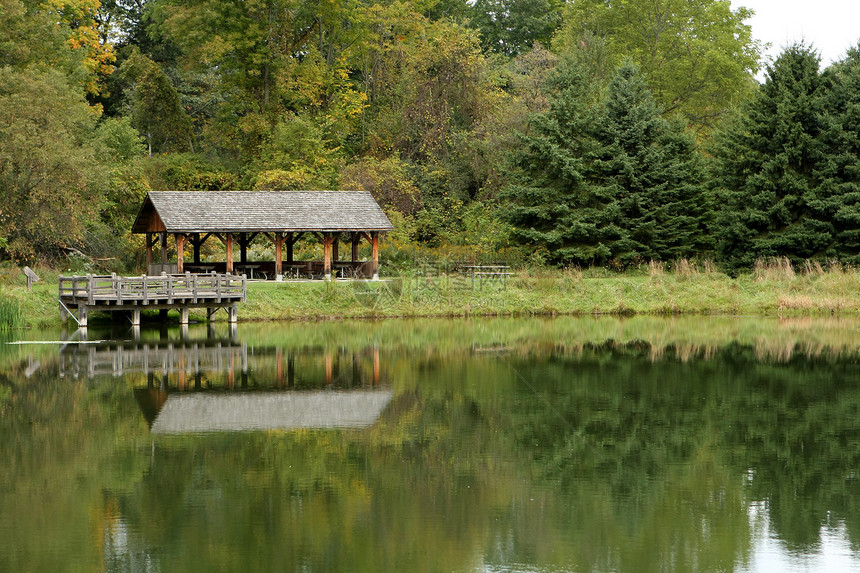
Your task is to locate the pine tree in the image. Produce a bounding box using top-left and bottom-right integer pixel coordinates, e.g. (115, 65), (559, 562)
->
(817, 46), (860, 263)
(501, 59), (606, 264)
(712, 43), (830, 271)
(587, 63), (709, 264)
(503, 61), (708, 266)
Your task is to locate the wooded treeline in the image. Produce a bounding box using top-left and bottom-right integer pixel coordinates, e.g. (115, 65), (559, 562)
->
(0, 0), (858, 273)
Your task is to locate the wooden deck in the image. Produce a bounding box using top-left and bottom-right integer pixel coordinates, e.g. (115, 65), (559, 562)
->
(59, 273), (247, 327)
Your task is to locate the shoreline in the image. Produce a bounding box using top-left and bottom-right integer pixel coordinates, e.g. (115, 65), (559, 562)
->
(5, 268), (860, 329)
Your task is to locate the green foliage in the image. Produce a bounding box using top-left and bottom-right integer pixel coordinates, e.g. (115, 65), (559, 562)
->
(253, 114), (342, 190)
(588, 63), (711, 262)
(816, 45), (860, 263)
(503, 61), (709, 266)
(501, 59), (595, 264)
(0, 297), (23, 331)
(712, 44), (831, 272)
(2, 0), (859, 277)
(553, 0), (762, 133)
(339, 155), (421, 215)
(471, 0), (562, 57)
(141, 153), (238, 191)
(0, 67), (102, 261)
(94, 116), (146, 162)
(116, 48), (193, 155)
(0, 0), (114, 95)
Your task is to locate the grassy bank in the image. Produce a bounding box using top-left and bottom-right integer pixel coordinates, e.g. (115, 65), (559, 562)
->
(241, 264), (860, 321)
(4, 261), (860, 329)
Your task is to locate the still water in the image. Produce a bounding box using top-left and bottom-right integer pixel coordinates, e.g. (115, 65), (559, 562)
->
(2, 316), (860, 572)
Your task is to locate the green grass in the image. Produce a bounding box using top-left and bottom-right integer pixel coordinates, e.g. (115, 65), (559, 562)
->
(238, 265), (860, 321)
(0, 298), (24, 331)
(4, 261), (860, 328)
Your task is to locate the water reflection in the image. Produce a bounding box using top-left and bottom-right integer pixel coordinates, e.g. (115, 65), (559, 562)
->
(58, 329), (390, 434)
(4, 317), (860, 572)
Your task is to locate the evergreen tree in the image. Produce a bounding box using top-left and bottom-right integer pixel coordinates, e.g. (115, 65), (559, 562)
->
(588, 63), (709, 264)
(817, 46), (860, 263)
(500, 59), (603, 264)
(503, 61), (708, 266)
(712, 43), (830, 271)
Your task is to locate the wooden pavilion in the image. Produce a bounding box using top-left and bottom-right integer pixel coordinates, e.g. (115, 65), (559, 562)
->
(132, 191), (394, 280)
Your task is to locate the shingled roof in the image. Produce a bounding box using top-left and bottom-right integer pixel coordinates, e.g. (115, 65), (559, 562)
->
(132, 191), (394, 233)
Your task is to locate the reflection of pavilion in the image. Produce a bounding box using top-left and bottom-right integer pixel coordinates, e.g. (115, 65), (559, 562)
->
(146, 390), (393, 434)
(58, 336), (390, 433)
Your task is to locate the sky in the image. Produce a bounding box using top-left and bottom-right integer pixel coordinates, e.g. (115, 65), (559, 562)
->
(737, 0), (860, 69)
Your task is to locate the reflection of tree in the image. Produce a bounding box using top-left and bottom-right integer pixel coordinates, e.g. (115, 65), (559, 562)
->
(497, 343), (860, 568)
(716, 348), (860, 551)
(4, 329), (860, 571)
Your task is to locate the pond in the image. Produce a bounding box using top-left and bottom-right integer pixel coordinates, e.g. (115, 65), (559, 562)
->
(2, 316), (860, 572)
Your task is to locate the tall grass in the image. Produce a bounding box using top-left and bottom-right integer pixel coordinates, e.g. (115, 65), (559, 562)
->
(0, 298), (24, 331)
(753, 257), (796, 281)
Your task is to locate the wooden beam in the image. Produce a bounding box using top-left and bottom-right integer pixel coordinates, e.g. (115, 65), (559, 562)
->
(175, 234), (185, 273)
(287, 232), (299, 264)
(192, 233), (201, 263)
(332, 233), (339, 262)
(323, 233), (333, 279)
(236, 232), (259, 264)
(146, 233), (153, 268)
(274, 234), (283, 280)
(371, 231), (379, 280)
(226, 233), (233, 272)
(160, 233), (167, 265)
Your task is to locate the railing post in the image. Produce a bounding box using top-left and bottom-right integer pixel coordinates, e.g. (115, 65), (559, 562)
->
(86, 274), (94, 305)
(113, 273), (122, 305)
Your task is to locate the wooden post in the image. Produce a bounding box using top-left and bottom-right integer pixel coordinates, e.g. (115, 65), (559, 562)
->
(332, 234), (339, 263)
(351, 234), (359, 263)
(371, 232), (379, 280)
(274, 234), (283, 281)
(287, 232), (294, 264)
(146, 233), (153, 269)
(239, 232), (248, 264)
(160, 233), (167, 265)
(226, 233), (234, 273)
(323, 233), (333, 280)
(175, 234), (184, 273)
(193, 233), (201, 263)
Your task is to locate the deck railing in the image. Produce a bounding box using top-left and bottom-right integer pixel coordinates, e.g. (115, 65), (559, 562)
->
(59, 273), (247, 306)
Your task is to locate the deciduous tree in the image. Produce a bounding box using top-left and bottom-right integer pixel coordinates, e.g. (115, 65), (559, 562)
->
(554, 0), (762, 134)
(0, 68), (102, 260)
